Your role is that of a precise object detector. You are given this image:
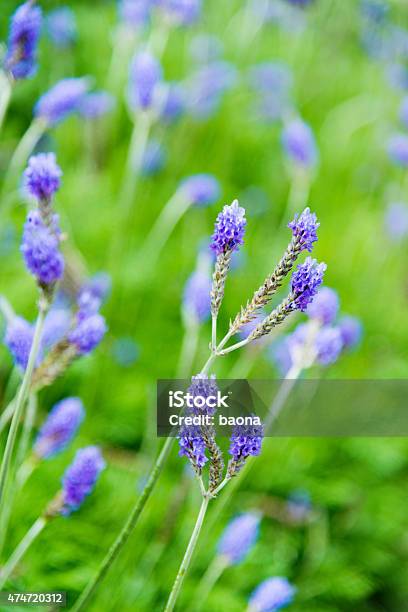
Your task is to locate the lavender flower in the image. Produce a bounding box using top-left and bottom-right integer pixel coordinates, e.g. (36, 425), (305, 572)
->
(42, 307), (71, 350)
(315, 326), (343, 365)
(187, 374), (219, 416)
(384, 202), (408, 240)
(119, 0), (151, 27)
(46, 7), (77, 48)
(68, 312), (107, 355)
(228, 418), (264, 475)
(306, 286), (339, 324)
(290, 257), (326, 312)
(35, 78), (90, 126)
(78, 91), (115, 119)
(82, 272), (112, 302)
(248, 62), (293, 94)
(186, 61), (237, 119)
(60, 446), (105, 515)
(217, 512), (260, 565)
(338, 316), (362, 349)
(160, 0), (201, 26)
(34, 397), (84, 459)
(23, 153), (62, 202)
(142, 139), (166, 175)
(249, 577), (296, 612)
(4, 316), (36, 370)
(128, 52), (162, 111)
(211, 200), (246, 255)
(288, 207), (319, 253)
(21, 211), (64, 286)
(159, 82), (186, 123)
(270, 338), (293, 376)
(178, 425), (208, 470)
(183, 269), (211, 322)
(4, 2), (42, 80)
(388, 133), (408, 167)
(180, 174), (220, 207)
(282, 118), (317, 167)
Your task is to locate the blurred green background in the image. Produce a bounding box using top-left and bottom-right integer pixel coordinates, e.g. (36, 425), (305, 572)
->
(1, 0), (408, 610)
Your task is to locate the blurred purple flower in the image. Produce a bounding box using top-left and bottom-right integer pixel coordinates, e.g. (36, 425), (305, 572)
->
(60, 446), (105, 515)
(81, 272), (112, 303)
(21, 211), (64, 286)
(179, 174), (220, 206)
(35, 78), (90, 126)
(4, 316), (37, 370)
(4, 1), (42, 80)
(282, 118), (317, 167)
(189, 34), (223, 64)
(24, 153), (62, 202)
(34, 397), (84, 459)
(46, 7), (77, 48)
(338, 316), (362, 349)
(217, 512), (261, 565)
(306, 286), (339, 325)
(186, 61), (237, 119)
(159, 0), (201, 26)
(78, 91), (115, 119)
(159, 82), (186, 123)
(68, 313), (107, 355)
(384, 202), (408, 240)
(315, 326), (343, 365)
(388, 133), (408, 166)
(399, 97), (408, 128)
(128, 51), (162, 111)
(119, 0), (152, 27)
(42, 307), (71, 350)
(183, 269), (211, 322)
(248, 62), (293, 94)
(248, 577), (296, 612)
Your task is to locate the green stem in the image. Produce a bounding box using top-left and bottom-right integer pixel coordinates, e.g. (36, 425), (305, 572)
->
(164, 495), (210, 612)
(71, 436), (175, 612)
(0, 516), (46, 588)
(0, 300), (47, 511)
(192, 555), (229, 612)
(177, 321), (200, 379)
(0, 72), (12, 135)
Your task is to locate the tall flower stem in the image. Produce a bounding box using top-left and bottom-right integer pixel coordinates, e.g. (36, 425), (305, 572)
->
(164, 495), (210, 612)
(193, 555), (229, 612)
(71, 436), (175, 612)
(0, 516), (46, 588)
(0, 299), (47, 511)
(0, 72), (12, 135)
(177, 322), (200, 379)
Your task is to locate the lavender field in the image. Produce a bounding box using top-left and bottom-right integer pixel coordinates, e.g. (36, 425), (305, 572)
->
(1, 1), (408, 610)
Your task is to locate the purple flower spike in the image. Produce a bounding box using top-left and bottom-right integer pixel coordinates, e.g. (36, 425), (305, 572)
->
(183, 270), (211, 322)
(315, 326), (343, 365)
(35, 78), (90, 126)
(178, 425), (208, 468)
(4, 316), (36, 370)
(180, 174), (220, 207)
(42, 307), (71, 350)
(129, 51), (162, 111)
(218, 512), (261, 565)
(46, 7), (77, 48)
(288, 207), (319, 252)
(249, 577), (296, 612)
(81, 272), (112, 302)
(21, 211), (64, 286)
(282, 118), (317, 167)
(338, 316), (362, 349)
(5, 2), (42, 80)
(306, 286), (339, 324)
(68, 313), (107, 355)
(291, 257), (326, 312)
(24, 153), (62, 202)
(159, 82), (186, 123)
(388, 133), (408, 167)
(78, 92), (115, 119)
(60, 446), (105, 515)
(34, 397), (84, 459)
(211, 200), (246, 256)
(119, 0), (152, 27)
(229, 419), (264, 468)
(160, 0), (202, 26)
